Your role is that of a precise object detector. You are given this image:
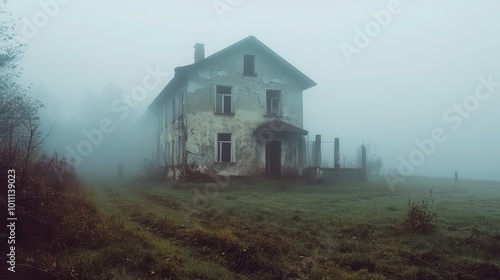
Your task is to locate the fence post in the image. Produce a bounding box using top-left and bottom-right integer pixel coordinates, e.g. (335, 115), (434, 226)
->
(118, 163), (124, 177)
(361, 145), (367, 181)
(454, 171), (458, 189)
(334, 138), (340, 179)
(311, 141), (316, 168)
(315, 134), (321, 168)
(301, 137), (307, 175)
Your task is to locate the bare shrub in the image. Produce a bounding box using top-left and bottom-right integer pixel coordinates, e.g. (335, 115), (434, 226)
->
(403, 189), (437, 234)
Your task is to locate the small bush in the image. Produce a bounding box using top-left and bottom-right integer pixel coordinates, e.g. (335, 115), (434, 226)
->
(403, 189), (437, 234)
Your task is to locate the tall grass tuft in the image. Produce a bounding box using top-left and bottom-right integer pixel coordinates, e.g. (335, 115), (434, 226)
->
(403, 189), (437, 234)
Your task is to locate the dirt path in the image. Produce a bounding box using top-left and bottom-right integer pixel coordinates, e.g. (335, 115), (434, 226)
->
(87, 178), (247, 280)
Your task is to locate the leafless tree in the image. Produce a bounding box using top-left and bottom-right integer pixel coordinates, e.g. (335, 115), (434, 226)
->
(0, 9), (51, 186)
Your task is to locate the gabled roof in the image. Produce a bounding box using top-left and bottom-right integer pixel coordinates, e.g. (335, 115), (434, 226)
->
(149, 36), (317, 111)
(254, 119), (308, 136)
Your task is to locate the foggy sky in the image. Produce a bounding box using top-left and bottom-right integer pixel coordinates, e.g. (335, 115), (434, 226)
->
(4, 0), (500, 180)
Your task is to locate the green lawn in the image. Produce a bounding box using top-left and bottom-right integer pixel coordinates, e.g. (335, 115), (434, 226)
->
(78, 175), (500, 279)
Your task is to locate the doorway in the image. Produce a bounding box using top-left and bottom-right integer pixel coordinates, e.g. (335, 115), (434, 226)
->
(266, 141), (281, 176)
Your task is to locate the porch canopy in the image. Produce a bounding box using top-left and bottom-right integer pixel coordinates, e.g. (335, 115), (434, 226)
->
(253, 119), (308, 143)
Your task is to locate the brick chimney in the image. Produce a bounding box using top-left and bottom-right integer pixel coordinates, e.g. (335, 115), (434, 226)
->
(194, 43), (205, 63)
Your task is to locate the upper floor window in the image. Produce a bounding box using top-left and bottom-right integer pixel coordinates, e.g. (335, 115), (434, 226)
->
(215, 85), (232, 114)
(217, 133), (232, 163)
(243, 54), (256, 76)
(266, 89), (282, 116)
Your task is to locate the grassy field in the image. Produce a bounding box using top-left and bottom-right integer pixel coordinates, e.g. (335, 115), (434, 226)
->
(73, 175), (500, 279)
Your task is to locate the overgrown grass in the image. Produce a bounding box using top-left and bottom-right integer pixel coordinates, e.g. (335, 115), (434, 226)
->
(11, 175), (499, 279)
(84, 176), (500, 279)
(10, 181), (189, 279)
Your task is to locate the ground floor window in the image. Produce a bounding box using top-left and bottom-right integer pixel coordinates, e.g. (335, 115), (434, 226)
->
(217, 133), (232, 162)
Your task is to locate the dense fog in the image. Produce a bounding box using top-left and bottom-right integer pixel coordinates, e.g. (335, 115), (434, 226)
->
(5, 0), (500, 180)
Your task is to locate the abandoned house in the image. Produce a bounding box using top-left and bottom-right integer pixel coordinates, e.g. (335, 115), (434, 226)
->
(148, 35), (316, 178)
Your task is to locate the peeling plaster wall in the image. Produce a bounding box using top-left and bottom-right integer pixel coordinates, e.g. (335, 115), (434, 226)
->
(187, 110), (263, 175)
(159, 84), (187, 167)
(181, 45), (306, 176)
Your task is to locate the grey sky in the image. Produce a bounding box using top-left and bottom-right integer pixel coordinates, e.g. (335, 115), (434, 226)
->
(5, 0), (500, 180)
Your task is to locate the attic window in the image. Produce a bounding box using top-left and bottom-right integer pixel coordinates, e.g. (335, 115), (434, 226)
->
(243, 54), (256, 76)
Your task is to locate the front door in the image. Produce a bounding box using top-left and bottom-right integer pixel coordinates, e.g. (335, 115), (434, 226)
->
(266, 141), (281, 176)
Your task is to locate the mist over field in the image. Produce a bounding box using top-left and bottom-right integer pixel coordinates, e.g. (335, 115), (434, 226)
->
(4, 1), (500, 179)
(2, 2), (500, 279)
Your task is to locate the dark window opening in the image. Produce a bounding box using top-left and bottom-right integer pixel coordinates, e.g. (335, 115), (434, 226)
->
(243, 54), (256, 76)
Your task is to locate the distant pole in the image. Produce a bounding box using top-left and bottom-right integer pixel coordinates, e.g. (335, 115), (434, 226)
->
(361, 145), (367, 181)
(315, 134), (321, 168)
(454, 171), (458, 189)
(334, 138), (340, 179)
(299, 137), (306, 176)
(118, 163), (124, 178)
(311, 142), (316, 168)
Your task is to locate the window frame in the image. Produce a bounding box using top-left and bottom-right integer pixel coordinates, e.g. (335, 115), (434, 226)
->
(215, 85), (233, 114)
(216, 132), (233, 163)
(266, 89), (282, 116)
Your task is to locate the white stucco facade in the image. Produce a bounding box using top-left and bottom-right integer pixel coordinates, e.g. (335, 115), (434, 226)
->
(149, 36), (316, 178)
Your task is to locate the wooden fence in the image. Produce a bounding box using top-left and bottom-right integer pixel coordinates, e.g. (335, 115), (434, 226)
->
(304, 135), (367, 183)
